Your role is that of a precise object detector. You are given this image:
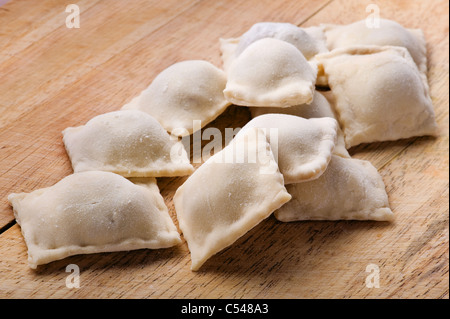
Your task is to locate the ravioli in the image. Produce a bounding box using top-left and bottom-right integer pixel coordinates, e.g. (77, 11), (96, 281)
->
(237, 114), (338, 184)
(316, 46), (438, 148)
(249, 91), (349, 158)
(220, 22), (327, 72)
(122, 60), (231, 137)
(63, 110), (194, 177)
(321, 18), (427, 74)
(275, 155), (394, 222)
(174, 128), (291, 271)
(223, 38), (317, 107)
(8, 171), (181, 269)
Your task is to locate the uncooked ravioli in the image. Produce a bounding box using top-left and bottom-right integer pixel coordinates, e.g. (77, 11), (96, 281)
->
(122, 60), (231, 137)
(321, 18), (427, 74)
(220, 22), (327, 72)
(62, 110), (194, 178)
(249, 91), (349, 158)
(275, 155), (394, 222)
(223, 38), (317, 107)
(237, 114), (338, 184)
(316, 46), (437, 148)
(174, 128), (291, 271)
(8, 171), (181, 268)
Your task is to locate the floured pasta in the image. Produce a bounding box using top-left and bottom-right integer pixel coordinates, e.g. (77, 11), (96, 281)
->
(8, 171), (181, 268)
(237, 114), (337, 184)
(122, 60), (231, 137)
(174, 128), (291, 271)
(249, 91), (349, 158)
(321, 18), (427, 74)
(316, 46), (438, 148)
(63, 110), (194, 177)
(223, 38), (317, 107)
(275, 155), (394, 222)
(220, 22), (327, 72)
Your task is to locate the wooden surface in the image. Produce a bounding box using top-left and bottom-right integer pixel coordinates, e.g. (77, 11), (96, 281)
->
(0, 0), (448, 299)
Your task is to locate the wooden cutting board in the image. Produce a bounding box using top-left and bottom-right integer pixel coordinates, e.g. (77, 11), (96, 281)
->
(0, 0), (448, 298)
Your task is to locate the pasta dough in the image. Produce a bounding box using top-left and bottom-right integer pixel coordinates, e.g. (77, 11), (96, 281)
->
(122, 60), (231, 137)
(220, 22), (327, 72)
(237, 114), (338, 184)
(63, 110), (194, 177)
(223, 38), (317, 107)
(316, 46), (438, 148)
(249, 91), (350, 158)
(174, 128), (292, 271)
(275, 155), (394, 222)
(8, 171), (181, 269)
(321, 18), (427, 74)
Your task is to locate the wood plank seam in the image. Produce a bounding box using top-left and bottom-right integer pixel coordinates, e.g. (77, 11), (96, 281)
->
(0, 219), (14, 235)
(297, 0), (335, 26)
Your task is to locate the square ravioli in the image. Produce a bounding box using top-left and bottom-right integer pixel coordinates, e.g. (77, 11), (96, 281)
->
(220, 22), (327, 72)
(122, 60), (231, 137)
(249, 90), (350, 158)
(174, 128), (291, 271)
(316, 46), (438, 148)
(237, 113), (338, 184)
(321, 18), (427, 75)
(8, 171), (181, 268)
(223, 38), (317, 107)
(63, 110), (194, 178)
(275, 155), (394, 222)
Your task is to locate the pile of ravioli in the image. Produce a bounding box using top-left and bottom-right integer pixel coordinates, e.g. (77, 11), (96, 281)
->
(9, 19), (438, 271)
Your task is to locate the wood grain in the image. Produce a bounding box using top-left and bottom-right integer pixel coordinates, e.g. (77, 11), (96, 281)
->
(0, 0), (448, 298)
